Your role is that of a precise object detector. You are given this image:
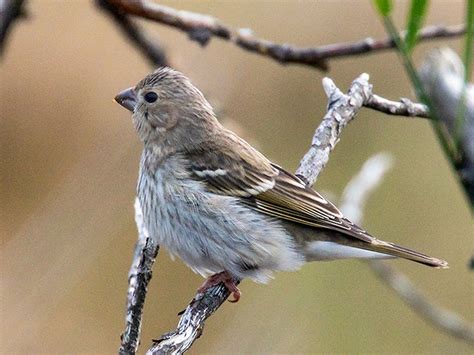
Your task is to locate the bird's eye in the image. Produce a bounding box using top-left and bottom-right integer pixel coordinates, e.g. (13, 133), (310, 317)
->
(144, 92), (158, 103)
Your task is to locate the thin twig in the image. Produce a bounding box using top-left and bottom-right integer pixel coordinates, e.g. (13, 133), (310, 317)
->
(119, 198), (160, 354)
(369, 261), (474, 343)
(96, 0), (169, 67)
(107, 0), (466, 71)
(365, 94), (429, 118)
(313, 24), (466, 60)
(339, 152), (395, 223)
(0, 0), (27, 56)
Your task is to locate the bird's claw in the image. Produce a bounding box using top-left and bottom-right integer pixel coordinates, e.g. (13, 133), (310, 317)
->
(197, 271), (241, 303)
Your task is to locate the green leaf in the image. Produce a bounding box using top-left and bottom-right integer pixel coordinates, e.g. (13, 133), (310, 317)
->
(454, 0), (474, 150)
(373, 0), (393, 16)
(463, 0), (473, 82)
(405, 0), (429, 53)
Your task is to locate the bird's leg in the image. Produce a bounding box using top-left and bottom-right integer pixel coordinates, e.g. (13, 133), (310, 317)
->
(197, 271), (241, 303)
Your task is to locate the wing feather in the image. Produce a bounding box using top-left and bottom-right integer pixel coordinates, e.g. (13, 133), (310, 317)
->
(184, 138), (373, 243)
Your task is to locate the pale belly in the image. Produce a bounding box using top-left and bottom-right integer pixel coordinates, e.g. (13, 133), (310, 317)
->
(137, 168), (304, 283)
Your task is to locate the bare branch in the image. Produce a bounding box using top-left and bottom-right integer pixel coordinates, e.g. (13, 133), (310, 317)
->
(119, 198), (160, 354)
(0, 0), (27, 56)
(295, 75), (431, 186)
(107, 0), (466, 71)
(369, 261), (474, 343)
(316, 24), (466, 60)
(339, 152), (395, 222)
(339, 153), (474, 345)
(365, 95), (429, 118)
(96, 0), (168, 67)
(147, 279), (239, 354)
(296, 74), (372, 185)
(107, 0), (231, 45)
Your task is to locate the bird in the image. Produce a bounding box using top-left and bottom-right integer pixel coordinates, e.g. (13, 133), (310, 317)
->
(114, 67), (448, 302)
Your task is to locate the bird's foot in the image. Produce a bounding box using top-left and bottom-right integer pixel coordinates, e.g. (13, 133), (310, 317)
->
(197, 271), (241, 303)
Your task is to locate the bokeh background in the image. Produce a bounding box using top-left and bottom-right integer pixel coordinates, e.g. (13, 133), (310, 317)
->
(1, 0), (473, 353)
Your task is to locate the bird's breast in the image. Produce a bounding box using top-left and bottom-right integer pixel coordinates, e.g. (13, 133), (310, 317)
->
(136, 160), (304, 282)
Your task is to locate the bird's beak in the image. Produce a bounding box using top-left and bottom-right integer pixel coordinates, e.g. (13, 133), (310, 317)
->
(114, 87), (137, 112)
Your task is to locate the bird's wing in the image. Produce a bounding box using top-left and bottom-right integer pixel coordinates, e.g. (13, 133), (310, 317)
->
(185, 133), (372, 242)
(253, 165), (375, 242)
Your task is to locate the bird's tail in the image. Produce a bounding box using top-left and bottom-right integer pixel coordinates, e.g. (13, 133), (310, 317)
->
(364, 239), (448, 268)
(287, 221), (448, 268)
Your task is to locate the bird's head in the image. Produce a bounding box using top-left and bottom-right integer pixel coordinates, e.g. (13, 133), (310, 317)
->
(115, 67), (219, 148)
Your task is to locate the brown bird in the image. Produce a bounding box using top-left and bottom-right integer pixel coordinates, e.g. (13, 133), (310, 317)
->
(115, 67), (448, 302)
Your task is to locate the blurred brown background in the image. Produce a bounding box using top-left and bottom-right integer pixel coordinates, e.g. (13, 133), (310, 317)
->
(1, 0), (473, 353)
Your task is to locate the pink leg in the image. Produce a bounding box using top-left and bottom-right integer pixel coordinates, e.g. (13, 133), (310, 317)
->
(197, 271), (241, 303)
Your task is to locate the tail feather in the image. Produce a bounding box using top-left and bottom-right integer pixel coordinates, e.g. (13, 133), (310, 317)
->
(369, 239), (449, 268)
(282, 220), (448, 268)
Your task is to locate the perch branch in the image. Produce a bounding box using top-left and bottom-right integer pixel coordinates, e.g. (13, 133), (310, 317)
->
(339, 155), (474, 344)
(119, 198), (160, 354)
(96, 0), (169, 67)
(147, 279), (239, 355)
(106, 0), (466, 71)
(0, 0), (27, 56)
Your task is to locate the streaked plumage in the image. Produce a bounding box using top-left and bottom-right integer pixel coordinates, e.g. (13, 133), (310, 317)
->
(115, 67), (447, 294)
